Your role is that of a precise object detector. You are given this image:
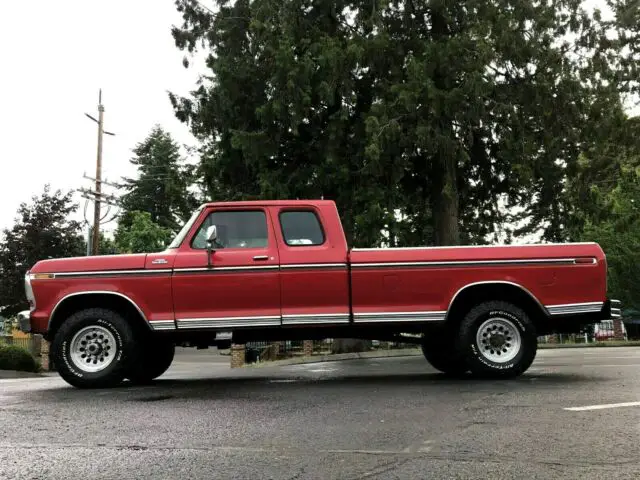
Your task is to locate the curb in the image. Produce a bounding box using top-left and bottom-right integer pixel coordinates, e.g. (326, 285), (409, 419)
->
(246, 342), (640, 368)
(247, 348), (421, 368)
(538, 341), (640, 349)
(0, 369), (48, 379)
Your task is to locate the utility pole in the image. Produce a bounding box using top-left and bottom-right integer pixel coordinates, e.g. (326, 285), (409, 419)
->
(84, 89), (115, 255)
(92, 90), (104, 255)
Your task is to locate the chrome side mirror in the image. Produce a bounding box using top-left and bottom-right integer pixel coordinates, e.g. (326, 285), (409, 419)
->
(206, 225), (217, 243)
(206, 225), (217, 268)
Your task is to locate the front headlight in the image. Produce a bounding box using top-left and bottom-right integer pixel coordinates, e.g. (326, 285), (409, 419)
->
(24, 272), (36, 311)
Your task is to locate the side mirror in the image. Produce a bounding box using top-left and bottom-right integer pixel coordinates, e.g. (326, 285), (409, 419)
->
(206, 225), (217, 244)
(206, 225), (217, 268)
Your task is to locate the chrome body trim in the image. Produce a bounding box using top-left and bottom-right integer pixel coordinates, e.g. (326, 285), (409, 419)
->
(176, 315), (281, 329)
(173, 266), (279, 274)
(446, 281), (549, 321)
(351, 242), (599, 252)
(546, 302), (604, 316)
(280, 263), (348, 270)
(353, 311), (446, 323)
(148, 320), (177, 331)
(49, 269), (172, 278)
(48, 291), (149, 330)
(281, 313), (350, 325)
(351, 258), (581, 269)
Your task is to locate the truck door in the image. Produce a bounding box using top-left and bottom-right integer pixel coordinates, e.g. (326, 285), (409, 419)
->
(270, 206), (350, 325)
(172, 207), (281, 329)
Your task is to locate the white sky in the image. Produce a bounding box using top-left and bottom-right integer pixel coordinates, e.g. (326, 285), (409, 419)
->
(0, 0), (198, 234)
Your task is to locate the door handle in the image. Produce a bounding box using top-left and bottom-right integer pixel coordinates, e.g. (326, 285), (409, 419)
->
(253, 255), (269, 261)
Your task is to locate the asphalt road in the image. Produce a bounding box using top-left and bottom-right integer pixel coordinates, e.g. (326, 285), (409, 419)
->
(2, 347), (640, 479)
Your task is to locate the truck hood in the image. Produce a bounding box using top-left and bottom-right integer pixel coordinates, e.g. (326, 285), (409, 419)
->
(29, 253), (148, 274)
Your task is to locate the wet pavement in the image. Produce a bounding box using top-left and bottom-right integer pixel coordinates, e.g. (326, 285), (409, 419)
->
(1, 347), (640, 479)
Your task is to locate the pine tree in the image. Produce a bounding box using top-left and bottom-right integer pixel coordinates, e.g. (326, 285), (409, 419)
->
(171, 0), (621, 246)
(119, 125), (197, 233)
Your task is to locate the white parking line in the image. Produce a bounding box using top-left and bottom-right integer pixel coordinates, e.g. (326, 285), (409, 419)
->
(564, 401), (640, 411)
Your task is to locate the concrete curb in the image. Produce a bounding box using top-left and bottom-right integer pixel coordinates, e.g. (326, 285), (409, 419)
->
(538, 341), (640, 349)
(247, 342), (640, 368)
(0, 369), (48, 379)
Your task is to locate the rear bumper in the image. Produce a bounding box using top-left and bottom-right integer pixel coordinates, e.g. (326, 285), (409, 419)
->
(602, 299), (622, 320)
(549, 298), (621, 334)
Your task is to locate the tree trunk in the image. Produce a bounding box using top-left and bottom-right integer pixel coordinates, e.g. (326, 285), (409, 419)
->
(431, 154), (459, 246)
(428, 7), (459, 247)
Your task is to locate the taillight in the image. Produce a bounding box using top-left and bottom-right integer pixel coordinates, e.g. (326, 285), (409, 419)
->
(574, 257), (597, 264)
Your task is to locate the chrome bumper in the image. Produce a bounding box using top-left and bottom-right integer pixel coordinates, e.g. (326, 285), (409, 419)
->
(610, 299), (622, 319)
(16, 310), (31, 333)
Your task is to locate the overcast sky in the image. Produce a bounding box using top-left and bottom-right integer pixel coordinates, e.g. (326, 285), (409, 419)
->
(0, 0), (199, 234)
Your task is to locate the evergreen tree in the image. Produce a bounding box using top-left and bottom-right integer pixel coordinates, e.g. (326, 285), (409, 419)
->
(171, 0), (618, 246)
(0, 186), (84, 316)
(120, 125), (197, 233)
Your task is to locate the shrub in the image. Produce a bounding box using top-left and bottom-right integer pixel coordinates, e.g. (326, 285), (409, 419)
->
(0, 344), (39, 372)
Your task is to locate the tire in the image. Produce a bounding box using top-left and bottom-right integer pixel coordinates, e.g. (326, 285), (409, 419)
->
(457, 301), (537, 378)
(421, 329), (468, 375)
(127, 339), (175, 384)
(52, 308), (135, 389)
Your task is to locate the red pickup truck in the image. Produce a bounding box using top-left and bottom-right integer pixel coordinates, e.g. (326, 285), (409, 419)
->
(22, 200), (620, 388)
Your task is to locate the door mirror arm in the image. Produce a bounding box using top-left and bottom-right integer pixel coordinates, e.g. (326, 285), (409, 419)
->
(206, 241), (215, 268)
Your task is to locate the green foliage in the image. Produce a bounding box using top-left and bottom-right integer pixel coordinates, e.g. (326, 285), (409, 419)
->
(115, 211), (173, 254)
(0, 186), (85, 316)
(171, 0), (620, 246)
(120, 125), (198, 233)
(0, 344), (39, 373)
(97, 233), (119, 255)
(578, 164), (640, 311)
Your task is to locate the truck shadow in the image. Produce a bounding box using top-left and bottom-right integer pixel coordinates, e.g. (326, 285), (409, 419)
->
(33, 370), (605, 402)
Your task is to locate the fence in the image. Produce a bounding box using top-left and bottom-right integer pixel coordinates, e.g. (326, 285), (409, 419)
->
(0, 335), (40, 356)
(537, 319), (628, 344)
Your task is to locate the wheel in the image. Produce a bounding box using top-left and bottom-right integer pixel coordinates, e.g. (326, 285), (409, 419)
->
(457, 301), (537, 378)
(421, 329), (468, 375)
(126, 339), (175, 384)
(52, 308), (135, 388)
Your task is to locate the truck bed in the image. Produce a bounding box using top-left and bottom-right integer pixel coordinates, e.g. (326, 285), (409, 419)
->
(349, 242), (607, 322)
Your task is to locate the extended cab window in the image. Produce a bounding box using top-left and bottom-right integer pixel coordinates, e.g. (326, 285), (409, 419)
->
(192, 210), (268, 249)
(280, 211), (324, 246)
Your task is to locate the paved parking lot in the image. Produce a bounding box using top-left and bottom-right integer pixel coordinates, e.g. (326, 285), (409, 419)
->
(1, 347), (640, 479)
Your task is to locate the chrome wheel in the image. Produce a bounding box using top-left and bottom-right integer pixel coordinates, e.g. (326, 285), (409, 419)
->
(476, 317), (522, 363)
(70, 325), (117, 373)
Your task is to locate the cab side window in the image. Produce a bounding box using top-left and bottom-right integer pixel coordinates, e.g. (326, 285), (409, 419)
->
(192, 210), (268, 249)
(280, 211), (325, 246)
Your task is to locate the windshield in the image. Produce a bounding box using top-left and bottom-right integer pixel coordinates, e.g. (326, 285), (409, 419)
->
(167, 207), (204, 249)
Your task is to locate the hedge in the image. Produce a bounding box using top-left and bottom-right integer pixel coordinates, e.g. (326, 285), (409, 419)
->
(0, 344), (39, 372)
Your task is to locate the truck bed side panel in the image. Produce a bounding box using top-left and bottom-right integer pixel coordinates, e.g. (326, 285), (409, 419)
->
(349, 243), (607, 322)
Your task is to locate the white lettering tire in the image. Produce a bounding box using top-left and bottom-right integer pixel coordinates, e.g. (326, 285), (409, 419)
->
(52, 308), (135, 388)
(457, 301), (537, 378)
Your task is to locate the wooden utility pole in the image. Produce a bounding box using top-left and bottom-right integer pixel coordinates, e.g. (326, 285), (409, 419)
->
(92, 89), (105, 255)
(84, 90), (115, 255)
